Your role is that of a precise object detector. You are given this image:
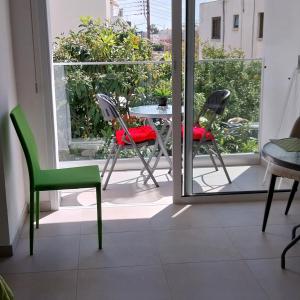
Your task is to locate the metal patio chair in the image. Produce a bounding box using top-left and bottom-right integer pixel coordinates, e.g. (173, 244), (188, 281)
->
(192, 89), (231, 183)
(96, 94), (159, 190)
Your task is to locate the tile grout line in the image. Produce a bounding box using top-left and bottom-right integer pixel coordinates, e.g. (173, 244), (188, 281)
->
(151, 228), (174, 300)
(75, 230), (81, 300)
(243, 259), (272, 300)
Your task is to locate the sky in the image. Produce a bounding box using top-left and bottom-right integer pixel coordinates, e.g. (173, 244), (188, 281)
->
(119, 0), (215, 31)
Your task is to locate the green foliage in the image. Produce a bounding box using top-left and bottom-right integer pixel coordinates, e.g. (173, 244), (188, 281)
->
(153, 80), (171, 98)
(54, 19), (261, 156)
(54, 17), (171, 140)
(194, 44), (262, 153)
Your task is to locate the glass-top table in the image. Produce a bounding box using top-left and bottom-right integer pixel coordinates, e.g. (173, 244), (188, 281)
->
(262, 141), (300, 269)
(262, 142), (300, 171)
(130, 105), (173, 119)
(130, 105), (173, 180)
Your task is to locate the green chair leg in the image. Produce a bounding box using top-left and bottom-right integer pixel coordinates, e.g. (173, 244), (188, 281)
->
(96, 185), (102, 249)
(30, 188), (35, 256)
(35, 191), (40, 229)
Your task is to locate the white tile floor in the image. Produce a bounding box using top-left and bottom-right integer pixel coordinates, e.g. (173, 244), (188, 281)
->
(60, 165), (292, 207)
(2, 170), (300, 299)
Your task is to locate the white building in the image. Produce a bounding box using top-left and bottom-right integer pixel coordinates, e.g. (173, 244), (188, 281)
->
(48, 0), (119, 40)
(199, 0), (264, 58)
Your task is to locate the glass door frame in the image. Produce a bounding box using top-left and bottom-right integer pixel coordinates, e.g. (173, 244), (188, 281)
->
(171, 0), (283, 203)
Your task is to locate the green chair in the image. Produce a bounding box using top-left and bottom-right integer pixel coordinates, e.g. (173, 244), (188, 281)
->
(10, 105), (102, 255)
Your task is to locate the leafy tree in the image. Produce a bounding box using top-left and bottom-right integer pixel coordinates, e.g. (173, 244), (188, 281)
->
(54, 18), (261, 156)
(54, 17), (171, 139)
(195, 44), (262, 153)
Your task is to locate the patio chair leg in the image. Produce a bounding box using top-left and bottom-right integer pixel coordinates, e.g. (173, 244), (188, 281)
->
(212, 140), (231, 184)
(141, 122), (168, 175)
(103, 146), (121, 190)
(144, 124), (172, 184)
(206, 145), (218, 171)
(101, 143), (116, 177)
(141, 140), (158, 175)
(285, 180), (299, 215)
(144, 148), (163, 184)
(134, 146), (159, 187)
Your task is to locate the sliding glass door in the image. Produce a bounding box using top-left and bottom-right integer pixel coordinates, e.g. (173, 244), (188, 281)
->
(172, 0), (291, 201)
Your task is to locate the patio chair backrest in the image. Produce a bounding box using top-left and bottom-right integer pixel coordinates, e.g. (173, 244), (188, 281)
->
(196, 89), (230, 131)
(96, 94), (120, 121)
(204, 89), (230, 115)
(10, 105), (41, 186)
(96, 94), (134, 143)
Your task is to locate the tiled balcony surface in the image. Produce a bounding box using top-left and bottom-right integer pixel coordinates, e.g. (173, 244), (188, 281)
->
(60, 165), (292, 207)
(1, 169), (300, 299)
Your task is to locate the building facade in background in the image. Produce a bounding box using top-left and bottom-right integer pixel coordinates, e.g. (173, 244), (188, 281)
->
(49, 0), (119, 40)
(199, 0), (264, 58)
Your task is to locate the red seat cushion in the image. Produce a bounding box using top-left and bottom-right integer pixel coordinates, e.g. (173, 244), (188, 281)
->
(181, 125), (214, 141)
(116, 125), (156, 145)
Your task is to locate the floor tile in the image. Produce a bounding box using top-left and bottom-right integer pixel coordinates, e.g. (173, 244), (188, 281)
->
(80, 205), (166, 234)
(77, 266), (171, 300)
(0, 236), (80, 273)
(164, 261), (268, 300)
(150, 204), (221, 230)
(79, 231), (161, 269)
(225, 224), (300, 259)
(247, 257), (300, 300)
(210, 201), (299, 227)
(60, 170), (173, 207)
(21, 210), (82, 239)
(3, 270), (77, 300)
(154, 227), (241, 263)
(58, 166), (295, 206)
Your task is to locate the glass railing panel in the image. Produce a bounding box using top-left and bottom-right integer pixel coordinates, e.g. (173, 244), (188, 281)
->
(53, 61), (172, 161)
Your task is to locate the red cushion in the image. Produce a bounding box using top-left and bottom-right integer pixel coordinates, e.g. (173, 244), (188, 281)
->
(181, 125), (214, 141)
(116, 125), (156, 145)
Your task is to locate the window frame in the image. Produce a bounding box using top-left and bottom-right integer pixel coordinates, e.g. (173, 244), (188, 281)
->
(258, 12), (264, 39)
(211, 16), (221, 40)
(233, 14), (239, 29)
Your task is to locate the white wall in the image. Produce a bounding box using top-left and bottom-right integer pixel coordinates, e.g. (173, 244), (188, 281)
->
(0, 0), (26, 247)
(261, 0), (300, 146)
(10, 0), (57, 211)
(49, 0), (110, 40)
(199, 0), (264, 59)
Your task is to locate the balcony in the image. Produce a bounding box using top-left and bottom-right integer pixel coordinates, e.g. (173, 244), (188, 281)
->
(53, 58), (292, 200)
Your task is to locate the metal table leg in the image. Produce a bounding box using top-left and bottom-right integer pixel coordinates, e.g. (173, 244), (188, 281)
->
(141, 122), (168, 175)
(281, 226), (300, 269)
(262, 174), (277, 232)
(144, 122), (173, 183)
(148, 118), (173, 169)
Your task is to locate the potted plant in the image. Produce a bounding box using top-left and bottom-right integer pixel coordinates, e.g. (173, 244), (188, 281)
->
(153, 80), (171, 106)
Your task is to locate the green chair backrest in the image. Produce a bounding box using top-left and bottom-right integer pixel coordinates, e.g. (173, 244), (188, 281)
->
(10, 105), (40, 186)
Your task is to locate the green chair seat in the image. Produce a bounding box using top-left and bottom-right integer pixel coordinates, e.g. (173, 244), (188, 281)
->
(36, 166), (101, 190)
(10, 105), (102, 255)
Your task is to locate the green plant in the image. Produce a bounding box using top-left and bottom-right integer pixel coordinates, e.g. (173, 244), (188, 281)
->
(54, 18), (261, 158)
(153, 80), (171, 98)
(54, 17), (171, 140)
